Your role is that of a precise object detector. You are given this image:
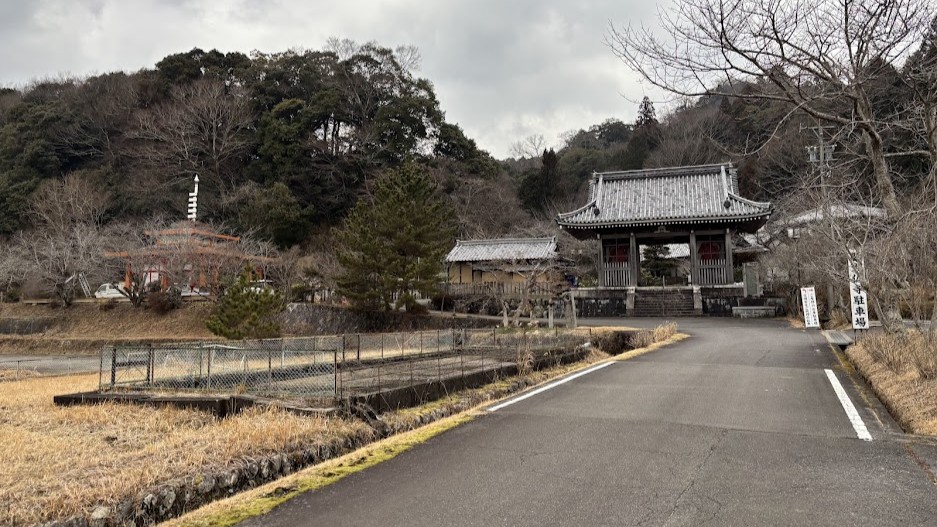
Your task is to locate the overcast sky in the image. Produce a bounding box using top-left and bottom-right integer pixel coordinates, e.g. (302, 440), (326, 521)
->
(0, 0), (664, 159)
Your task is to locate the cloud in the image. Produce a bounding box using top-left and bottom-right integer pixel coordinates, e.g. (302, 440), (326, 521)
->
(0, 0), (665, 158)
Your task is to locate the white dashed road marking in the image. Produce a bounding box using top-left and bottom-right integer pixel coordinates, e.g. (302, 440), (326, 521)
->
(825, 368), (873, 441)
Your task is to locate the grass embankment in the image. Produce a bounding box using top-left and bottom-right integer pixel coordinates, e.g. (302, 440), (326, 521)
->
(0, 302), (218, 355)
(1, 323), (683, 526)
(0, 374), (371, 525)
(846, 330), (937, 435)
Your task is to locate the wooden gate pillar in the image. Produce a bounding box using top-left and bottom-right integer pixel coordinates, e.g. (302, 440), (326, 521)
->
(724, 229), (734, 284)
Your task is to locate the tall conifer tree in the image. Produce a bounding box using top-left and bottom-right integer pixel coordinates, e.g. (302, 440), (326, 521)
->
(336, 162), (455, 311)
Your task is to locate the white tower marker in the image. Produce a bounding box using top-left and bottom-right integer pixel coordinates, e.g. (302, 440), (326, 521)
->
(186, 175), (199, 221)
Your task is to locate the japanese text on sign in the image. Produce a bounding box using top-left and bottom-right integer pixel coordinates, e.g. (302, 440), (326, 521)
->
(848, 261), (870, 330)
(801, 286), (820, 328)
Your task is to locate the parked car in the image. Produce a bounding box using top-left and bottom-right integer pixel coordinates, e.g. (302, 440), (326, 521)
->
(248, 280), (275, 293)
(94, 283), (127, 299)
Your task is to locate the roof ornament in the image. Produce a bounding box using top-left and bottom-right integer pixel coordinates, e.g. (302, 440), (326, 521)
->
(186, 175), (199, 221)
(720, 165), (731, 210)
(593, 173), (604, 216)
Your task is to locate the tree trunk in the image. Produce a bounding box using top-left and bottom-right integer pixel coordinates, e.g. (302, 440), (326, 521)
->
(862, 129), (901, 218)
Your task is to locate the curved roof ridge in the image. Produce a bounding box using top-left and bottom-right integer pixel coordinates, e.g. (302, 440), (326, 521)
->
(556, 200), (598, 220)
(726, 192), (772, 209)
(456, 236), (555, 245)
(594, 162), (734, 180)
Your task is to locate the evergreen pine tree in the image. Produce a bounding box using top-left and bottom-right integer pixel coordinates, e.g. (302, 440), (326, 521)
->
(336, 162), (455, 312)
(519, 148), (559, 212)
(636, 96), (658, 128)
(205, 269), (284, 339)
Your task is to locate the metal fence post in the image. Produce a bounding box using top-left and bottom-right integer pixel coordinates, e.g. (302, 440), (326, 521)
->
(110, 346), (117, 388)
(207, 350), (213, 389)
(334, 349), (339, 401)
(268, 347), (273, 389)
(147, 344), (154, 385)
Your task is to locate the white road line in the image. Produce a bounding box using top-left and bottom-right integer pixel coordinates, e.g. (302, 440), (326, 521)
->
(487, 361), (616, 412)
(825, 368), (873, 441)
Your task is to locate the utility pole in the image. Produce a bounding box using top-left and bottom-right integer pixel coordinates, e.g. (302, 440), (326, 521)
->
(804, 119), (838, 317)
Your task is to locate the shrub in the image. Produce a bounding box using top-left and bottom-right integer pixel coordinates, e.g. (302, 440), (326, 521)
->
(148, 289), (183, 314)
(593, 331), (635, 354)
(430, 294), (454, 311)
(206, 273), (284, 339)
(1, 288), (20, 303)
(866, 332), (909, 374)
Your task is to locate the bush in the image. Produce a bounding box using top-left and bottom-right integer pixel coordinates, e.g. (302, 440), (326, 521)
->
(593, 331), (635, 354)
(1, 288), (20, 303)
(206, 273), (284, 339)
(148, 289), (183, 314)
(430, 294), (455, 311)
(290, 284), (314, 303)
(594, 322), (678, 354)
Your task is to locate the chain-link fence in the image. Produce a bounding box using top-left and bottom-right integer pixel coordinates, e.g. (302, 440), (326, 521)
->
(100, 340), (337, 399)
(336, 327), (594, 399)
(99, 328), (594, 403)
(0, 356), (99, 380)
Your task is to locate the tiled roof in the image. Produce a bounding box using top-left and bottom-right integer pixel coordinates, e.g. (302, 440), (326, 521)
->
(782, 204), (886, 226)
(446, 237), (557, 263)
(557, 163), (771, 229)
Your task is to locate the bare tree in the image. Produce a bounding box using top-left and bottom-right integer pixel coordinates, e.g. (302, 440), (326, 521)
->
(19, 174), (111, 305)
(0, 240), (29, 301)
(133, 78), (253, 205)
(509, 134), (546, 160)
(31, 173), (109, 230)
(644, 105), (725, 168)
(608, 0), (934, 217)
(20, 223), (106, 306)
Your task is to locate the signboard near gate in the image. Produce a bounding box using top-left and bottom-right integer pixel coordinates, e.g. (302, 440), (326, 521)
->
(848, 261), (870, 330)
(801, 286), (820, 328)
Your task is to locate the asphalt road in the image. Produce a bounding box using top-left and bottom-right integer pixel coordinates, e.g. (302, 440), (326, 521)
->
(242, 318), (937, 526)
(0, 354), (99, 375)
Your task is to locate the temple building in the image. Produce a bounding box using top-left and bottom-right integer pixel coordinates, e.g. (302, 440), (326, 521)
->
(105, 176), (274, 295)
(557, 163), (772, 316)
(442, 237), (560, 299)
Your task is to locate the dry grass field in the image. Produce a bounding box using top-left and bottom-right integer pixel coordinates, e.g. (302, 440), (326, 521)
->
(847, 330), (937, 435)
(0, 373), (371, 525)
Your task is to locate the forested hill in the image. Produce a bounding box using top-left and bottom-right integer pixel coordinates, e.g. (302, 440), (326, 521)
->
(2, 41), (931, 249)
(0, 43), (522, 246)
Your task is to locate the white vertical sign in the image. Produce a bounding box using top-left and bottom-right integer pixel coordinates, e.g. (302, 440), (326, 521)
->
(801, 286), (820, 328)
(848, 261), (870, 330)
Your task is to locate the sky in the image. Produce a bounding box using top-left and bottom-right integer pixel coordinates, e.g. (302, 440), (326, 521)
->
(0, 0), (665, 159)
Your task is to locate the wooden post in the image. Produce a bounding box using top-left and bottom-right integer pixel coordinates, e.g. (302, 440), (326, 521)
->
(725, 229), (734, 284)
(689, 230), (699, 285)
(629, 233), (638, 286)
(568, 290), (578, 328)
(597, 237), (605, 286)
